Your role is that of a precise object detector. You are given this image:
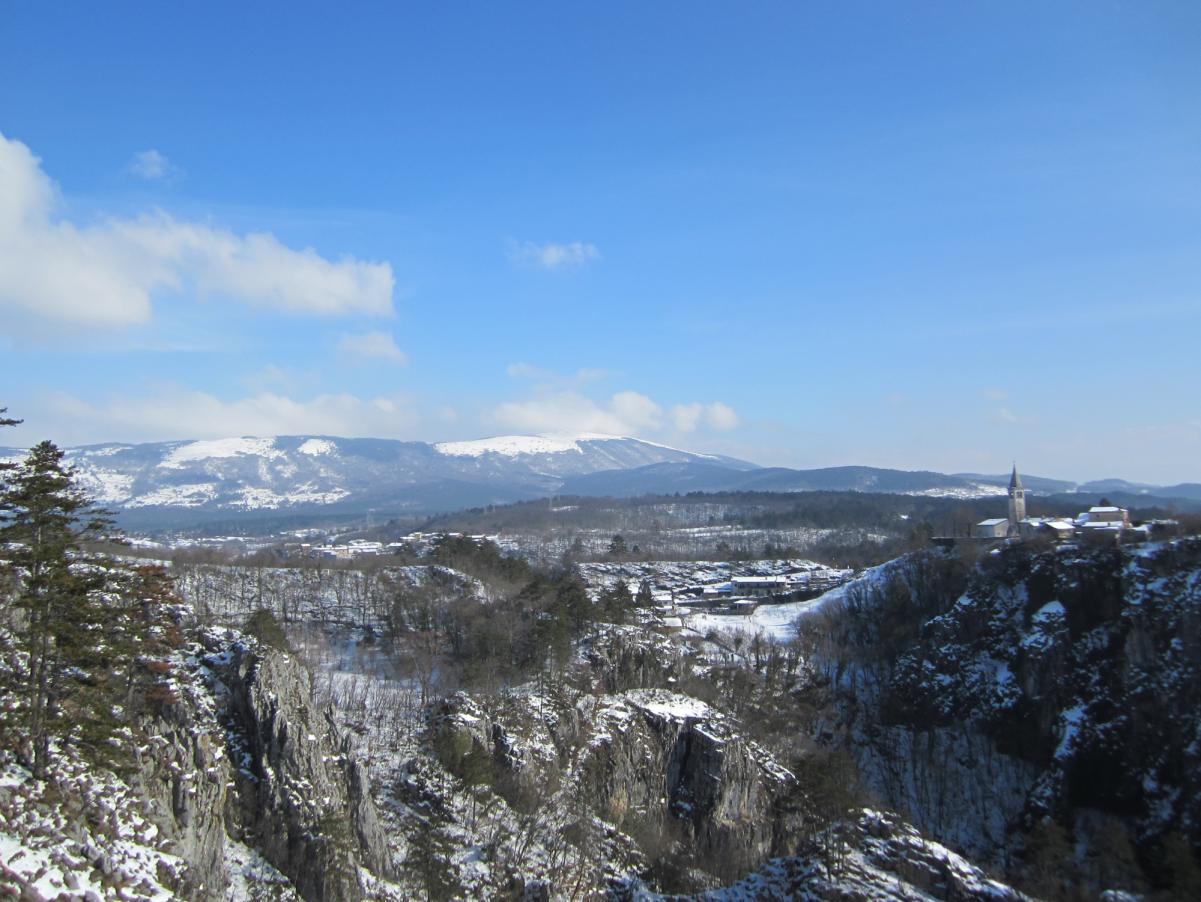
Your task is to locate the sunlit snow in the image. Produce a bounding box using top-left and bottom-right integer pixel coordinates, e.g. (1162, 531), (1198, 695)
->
(161, 436), (283, 468)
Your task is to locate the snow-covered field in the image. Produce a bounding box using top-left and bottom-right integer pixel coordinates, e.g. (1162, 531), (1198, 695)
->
(682, 598), (829, 642)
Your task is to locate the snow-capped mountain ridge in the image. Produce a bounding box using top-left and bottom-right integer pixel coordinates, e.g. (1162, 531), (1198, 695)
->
(433, 432), (721, 460)
(0, 433), (751, 524)
(4, 433), (1192, 527)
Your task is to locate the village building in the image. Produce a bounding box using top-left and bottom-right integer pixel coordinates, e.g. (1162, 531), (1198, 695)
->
(976, 518), (1011, 538)
(1040, 519), (1078, 540)
(1079, 506), (1130, 527)
(973, 464), (1142, 545)
(974, 465), (1028, 538)
(730, 575), (791, 596)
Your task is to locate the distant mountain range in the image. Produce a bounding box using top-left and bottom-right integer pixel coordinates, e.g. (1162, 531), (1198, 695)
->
(1, 433), (1196, 530)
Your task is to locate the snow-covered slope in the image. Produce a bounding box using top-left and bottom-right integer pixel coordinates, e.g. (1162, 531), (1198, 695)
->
(0, 433), (752, 524)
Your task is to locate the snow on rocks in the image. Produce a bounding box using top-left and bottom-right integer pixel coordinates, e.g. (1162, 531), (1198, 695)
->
(625, 688), (713, 722)
(683, 809), (1023, 901)
(0, 751), (189, 901)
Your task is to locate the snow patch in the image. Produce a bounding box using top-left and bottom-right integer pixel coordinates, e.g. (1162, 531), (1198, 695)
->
(127, 483), (220, 508)
(298, 438), (337, 456)
(161, 436), (282, 468)
(434, 433), (611, 457)
(626, 689), (713, 721)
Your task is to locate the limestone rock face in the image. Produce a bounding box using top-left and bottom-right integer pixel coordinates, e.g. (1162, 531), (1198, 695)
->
(700, 809), (1024, 901)
(582, 624), (688, 692)
(834, 540), (1201, 866)
(130, 636), (393, 901)
(134, 692), (231, 898)
(216, 644), (393, 901)
(584, 690), (796, 872)
(431, 683), (796, 883)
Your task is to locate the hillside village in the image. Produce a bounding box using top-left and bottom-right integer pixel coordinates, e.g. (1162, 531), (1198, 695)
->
(972, 465), (1160, 544)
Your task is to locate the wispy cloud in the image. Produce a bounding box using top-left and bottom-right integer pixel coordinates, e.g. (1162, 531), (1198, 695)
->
(336, 330), (407, 364)
(506, 361), (612, 385)
(670, 401), (741, 433)
(0, 132), (395, 330)
(43, 387), (420, 443)
(490, 390), (658, 436)
(489, 389), (741, 438)
(509, 240), (600, 270)
(506, 361), (554, 380)
(127, 148), (178, 181)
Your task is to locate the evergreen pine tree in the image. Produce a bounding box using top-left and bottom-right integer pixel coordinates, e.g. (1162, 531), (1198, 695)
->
(0, 440), (136, 775)
(599, 582), (633, 623)
(635, 580), (654, 608)
(0, 406), (21, 509)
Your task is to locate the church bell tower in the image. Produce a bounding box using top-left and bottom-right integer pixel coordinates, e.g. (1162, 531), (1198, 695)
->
(1007, 463), (1027, 531)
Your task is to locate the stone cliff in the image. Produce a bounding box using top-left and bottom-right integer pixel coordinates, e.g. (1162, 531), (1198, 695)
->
(815, 540), (1201, 892)
(136, 632), (394, 900)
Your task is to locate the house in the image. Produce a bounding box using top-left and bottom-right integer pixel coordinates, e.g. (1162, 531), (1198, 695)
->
(1041, 519), (1077, 540)
(1079, 521), (1123, 545)
(1018, 517), (1046, 538)
(730, 576), (790, 597)
(1078, 506), (1130, 527)
(974, 518), (1011, 539)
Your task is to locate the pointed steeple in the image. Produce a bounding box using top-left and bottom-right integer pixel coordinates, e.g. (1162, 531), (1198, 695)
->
(1009, 462), (1023, 492)
(1008, 462), (1028, 530)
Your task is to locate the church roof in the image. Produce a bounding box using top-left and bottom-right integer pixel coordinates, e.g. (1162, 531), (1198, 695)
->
(1009, 463), (1024, 491)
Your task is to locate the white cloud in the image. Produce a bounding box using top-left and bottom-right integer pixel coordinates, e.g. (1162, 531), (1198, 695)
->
(506, 361), (554, 380)
(336, 330), (407, 364)
(671, 401), (741, 433)
(0, 132), (395, 328)
(574, 367), (610, 385)
(43, 388), (420, 443)
(671, 402), (704, 433)
(506, 361), (612, 385)
(510, 240), (600, 270)
(127, 149), (177, 181)
(489, 389), (740, 438)
(703, 401), (741, 431)
(490, 390), (658, 436)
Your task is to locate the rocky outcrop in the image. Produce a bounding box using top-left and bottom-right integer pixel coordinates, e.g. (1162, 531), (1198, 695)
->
(430, 684), (796, 886)
(823, 541), (1201, 879)
(684, 809), (1024, 901)
(129, 633), (394, 901)
(132, 680), (232, 898)
(582, 624), (690, 692)
(215, 643), (393, 901)
(582, 690), (796, 874)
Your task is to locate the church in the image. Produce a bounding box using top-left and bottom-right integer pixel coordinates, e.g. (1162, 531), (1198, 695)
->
(974, 465), (1028, 538)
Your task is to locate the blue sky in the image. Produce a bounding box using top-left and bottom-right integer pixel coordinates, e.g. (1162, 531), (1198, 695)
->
(2, 2), (1199, 483)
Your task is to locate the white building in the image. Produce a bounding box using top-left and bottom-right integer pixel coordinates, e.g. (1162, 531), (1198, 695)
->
(1078, 506), (1130, 527)
(975, 518), (1011, 539)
